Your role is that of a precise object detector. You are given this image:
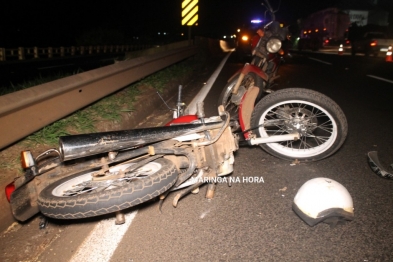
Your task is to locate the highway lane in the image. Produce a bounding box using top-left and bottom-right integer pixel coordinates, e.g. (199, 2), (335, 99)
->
(108, 53), (393, 261)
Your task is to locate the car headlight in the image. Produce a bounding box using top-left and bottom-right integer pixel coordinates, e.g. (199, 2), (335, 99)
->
(266, 38), (282, 53)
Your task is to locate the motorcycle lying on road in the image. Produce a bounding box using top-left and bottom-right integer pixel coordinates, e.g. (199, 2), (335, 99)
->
(5, 0), (348, 223)
(219, 0), (348, 162)
(6, 79), (347, 223)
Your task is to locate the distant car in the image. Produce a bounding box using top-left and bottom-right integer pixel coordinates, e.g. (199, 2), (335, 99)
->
(351, 32), (393, 56)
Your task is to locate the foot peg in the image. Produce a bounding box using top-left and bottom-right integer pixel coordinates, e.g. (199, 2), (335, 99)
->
(115, 211), (125, 225)
(205, 183), (216, 199)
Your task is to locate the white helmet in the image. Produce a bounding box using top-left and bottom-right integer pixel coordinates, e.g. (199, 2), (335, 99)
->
(293, 177), (354, 227)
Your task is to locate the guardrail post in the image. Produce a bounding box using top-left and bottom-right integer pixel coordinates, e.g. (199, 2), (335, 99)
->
(48, 47), (53, 58)
(60, 46), (65, 57)
(33, 47), (39, 58)
(88, 46), (93, 54)
(71, 46), (75, 56)
(0, 48), (5, 61)
(18, 47), (25, 60)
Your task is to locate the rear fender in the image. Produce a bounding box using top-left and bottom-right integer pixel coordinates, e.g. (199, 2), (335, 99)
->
(10, 157), (78, 221)
(10, 175), (39, 222)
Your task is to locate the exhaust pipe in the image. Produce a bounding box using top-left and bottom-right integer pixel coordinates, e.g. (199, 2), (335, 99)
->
(59, 122), (222, 161)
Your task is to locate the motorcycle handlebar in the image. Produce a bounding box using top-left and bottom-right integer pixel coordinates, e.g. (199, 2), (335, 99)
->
(263, 0), (275, 21)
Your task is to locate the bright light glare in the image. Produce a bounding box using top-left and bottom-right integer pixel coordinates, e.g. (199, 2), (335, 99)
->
(251, 19), (262, 24)
(219, 40), (235, 52)
(242, 36), (249, 41)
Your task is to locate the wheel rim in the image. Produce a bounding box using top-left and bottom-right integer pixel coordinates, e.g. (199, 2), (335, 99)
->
(221, 80), (238, 114)
(52, 162), (162, 197)
(257, 100), (338, 158)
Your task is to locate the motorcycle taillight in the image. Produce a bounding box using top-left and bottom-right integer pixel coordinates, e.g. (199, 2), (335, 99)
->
(5, 181), (15, 202)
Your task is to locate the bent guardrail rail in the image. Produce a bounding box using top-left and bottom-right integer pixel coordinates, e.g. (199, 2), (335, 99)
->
(0, 43), (198, 150)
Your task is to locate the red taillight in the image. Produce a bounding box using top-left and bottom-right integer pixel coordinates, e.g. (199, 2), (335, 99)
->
(325, 40), (329, 44)
(370, 41), (377, 47)
(5, 182), (15, 202)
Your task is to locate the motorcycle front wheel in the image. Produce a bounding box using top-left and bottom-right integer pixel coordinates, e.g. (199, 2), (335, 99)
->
(38, 158), (178, 219)
(250, 88), (348, 161)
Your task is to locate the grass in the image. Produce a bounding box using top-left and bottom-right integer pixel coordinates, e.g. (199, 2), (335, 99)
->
(19, 57), (199, 146)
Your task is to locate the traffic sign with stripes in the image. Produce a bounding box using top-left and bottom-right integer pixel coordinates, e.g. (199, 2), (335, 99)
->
(182, 0), (198, 26)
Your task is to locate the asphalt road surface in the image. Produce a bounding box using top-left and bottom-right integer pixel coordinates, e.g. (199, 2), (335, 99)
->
(1, 51), (393, 262)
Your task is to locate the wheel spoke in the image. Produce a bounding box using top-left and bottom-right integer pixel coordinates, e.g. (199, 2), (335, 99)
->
(256, 98), (340, 158)
(53, 162), (162, 197)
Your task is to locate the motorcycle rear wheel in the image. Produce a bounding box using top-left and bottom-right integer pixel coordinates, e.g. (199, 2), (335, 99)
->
(38, 158), (178, 219)
(250, 88), (348, 161)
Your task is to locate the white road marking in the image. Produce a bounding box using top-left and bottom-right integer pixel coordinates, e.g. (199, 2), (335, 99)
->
(308, 57), (332, 65)
(68, 53), (230, 261)
(70, 211), (138, 262)
(367, 75), (393, 84)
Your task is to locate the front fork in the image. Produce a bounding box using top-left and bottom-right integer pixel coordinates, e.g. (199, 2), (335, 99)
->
(232, 63), (269, 96)
(234, 65), (299, 144)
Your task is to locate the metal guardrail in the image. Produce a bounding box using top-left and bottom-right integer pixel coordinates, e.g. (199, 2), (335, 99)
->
(0, 42), (198, 150)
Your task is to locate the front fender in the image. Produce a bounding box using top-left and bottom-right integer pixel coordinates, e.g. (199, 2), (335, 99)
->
(239, 86), (260, 139)
(233, 64), (268, 95)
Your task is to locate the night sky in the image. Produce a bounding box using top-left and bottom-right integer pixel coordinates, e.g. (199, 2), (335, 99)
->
(1, 0), (391, 47)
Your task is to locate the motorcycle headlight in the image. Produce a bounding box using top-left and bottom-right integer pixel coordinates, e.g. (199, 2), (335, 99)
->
(266, 38), (282, 53)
